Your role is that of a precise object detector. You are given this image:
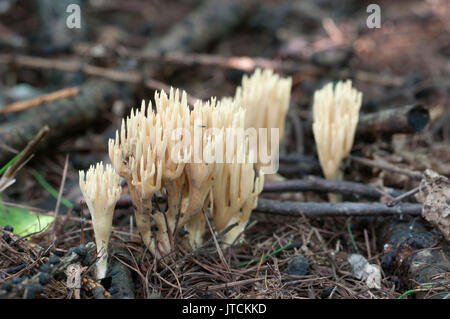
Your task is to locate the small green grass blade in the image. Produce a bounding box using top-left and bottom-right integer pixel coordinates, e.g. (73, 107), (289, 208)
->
(231, 240), (292, 269)
(0, 152), (22, 176)
(32, 171), (73, 209)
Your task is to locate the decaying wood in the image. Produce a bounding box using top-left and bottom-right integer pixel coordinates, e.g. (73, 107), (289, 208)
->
(108, 249), (135, 299)
(142, 0), (259, 55)
(255, 198), (423, 217)
(380, 219), (450, 298)
(419, 169), (450, 241)
(304, 104), (430, 140)
(0, 79), (121, 166)
(356, 104), (430, 138)
(263, 176), (406, 201)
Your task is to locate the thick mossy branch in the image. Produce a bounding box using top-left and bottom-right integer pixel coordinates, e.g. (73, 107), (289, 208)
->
(0, 79), (122, 166)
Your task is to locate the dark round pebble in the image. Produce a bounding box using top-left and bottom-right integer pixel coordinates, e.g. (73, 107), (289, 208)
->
(11, 277), (24, 284)
(321, 286), (334, 299)
(100, 276), (112, 290)
(2, 233), (11, 244)
(38, 272), (51, 285)
(40, 263), (51, 273)
(73, 245), (87, 258)
(1, 283), (12, 292)
(52, 249), (65, 257)
(285, 254), (309, 276)
(108, 286), (119, 295)
(48, 255), (60, 265)
(81, 254), (93, 266)
(26, 283), (43, 299)
(4, 225), (14, 232)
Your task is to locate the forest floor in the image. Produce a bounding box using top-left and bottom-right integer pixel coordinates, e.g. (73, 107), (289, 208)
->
(0, 0), (449, 299)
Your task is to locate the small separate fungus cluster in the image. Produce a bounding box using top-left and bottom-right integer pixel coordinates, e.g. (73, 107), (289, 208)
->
(312, 80), (362, 181)
(78, 68), (292, 273)
(79, 162), (122, 279)
(223, 68), (292, 175)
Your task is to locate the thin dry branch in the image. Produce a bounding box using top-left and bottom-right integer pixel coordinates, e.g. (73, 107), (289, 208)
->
(255, 198), (423, 217)
(0, 126), (49, 191)
(0, 54), (199, 106)
(263, 176), (405, 200)
(349, 155), (423, 180)
(0, 87), (80, 114)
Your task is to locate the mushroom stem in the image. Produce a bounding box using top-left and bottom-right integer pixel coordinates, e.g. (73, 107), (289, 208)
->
(186, 211), (206, 249)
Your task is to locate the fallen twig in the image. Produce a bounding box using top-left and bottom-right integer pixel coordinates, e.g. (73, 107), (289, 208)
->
(0, 87), (80, 114)
(0, 126), (49, 192)
(304, 104), (430, 139)
(0, 54), (199, 106)
(263, 176), (406, 201)
(134, 50), (311, 74)
(255, 198), (423, 217)
(355, 104), (429, 138)
(349, 155), (423, 180)
(387, 186), (421, 207)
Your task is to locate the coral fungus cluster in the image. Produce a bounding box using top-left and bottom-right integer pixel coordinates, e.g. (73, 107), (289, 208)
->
(312, 80), (362, 181)
(78, 68), (292, 273)
(223, 68), (292, 175)
(107, 89), (265, 258)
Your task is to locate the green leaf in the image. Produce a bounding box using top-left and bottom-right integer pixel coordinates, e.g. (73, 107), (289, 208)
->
(0, 195), (54, 236)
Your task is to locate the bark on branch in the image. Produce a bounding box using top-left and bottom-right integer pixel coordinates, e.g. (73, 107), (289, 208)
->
(255, 198), (423, 217)
(142, 0), (259, 55)
(0, 79), (121, 165)
(379, 220), (450, 299)
(263, 176), (406, 201)
(356, 104), (429, 138)
(304, 104), (430, 139)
